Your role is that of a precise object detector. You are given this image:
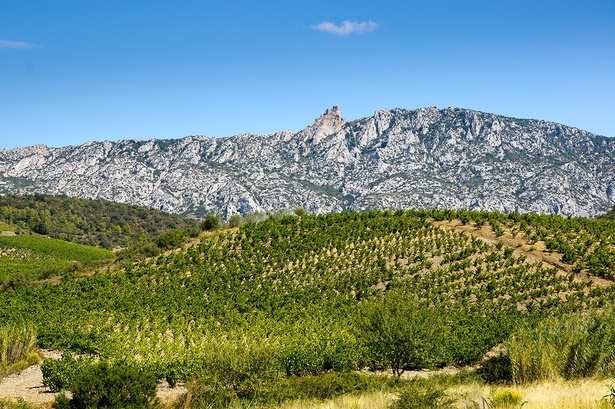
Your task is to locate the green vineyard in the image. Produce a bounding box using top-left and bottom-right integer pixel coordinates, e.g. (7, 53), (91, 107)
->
(0, 234), (115, 283)
(2, 208), (615, 407)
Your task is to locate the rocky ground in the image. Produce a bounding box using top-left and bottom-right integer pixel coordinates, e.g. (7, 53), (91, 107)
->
(0, 350), (187, 407)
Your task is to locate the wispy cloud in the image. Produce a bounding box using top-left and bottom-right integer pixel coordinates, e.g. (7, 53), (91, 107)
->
(0, 40), (39, 49)
(310, 20), (379, 36)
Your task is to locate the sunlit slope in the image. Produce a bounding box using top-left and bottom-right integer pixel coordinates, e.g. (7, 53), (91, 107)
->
(0, 194), (198, 249)
(0, 234), (115, 283)
(1, 209), (614, 380)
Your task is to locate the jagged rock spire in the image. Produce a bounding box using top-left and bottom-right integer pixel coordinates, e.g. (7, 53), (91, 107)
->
(307, 105), (345, 143)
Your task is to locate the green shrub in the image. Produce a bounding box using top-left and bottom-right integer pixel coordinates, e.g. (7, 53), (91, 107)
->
(3, 351), (43, 375)
(490, 388), (525, 408)
(507, 311), (615, 383)
(68, 361), (158, 409)
(228, 214), (244, 228)
(390, 380), (455, 409)
(200, 213), (222, 231)
(359, 292), (446, 376)
(0, 398), (36, 409)
(187, 340), (279, 408)
(478, 352), (513, 384)
(282, 372), (382, 401)
(52, 393), (71, 409)
(41, 353), (95, 392)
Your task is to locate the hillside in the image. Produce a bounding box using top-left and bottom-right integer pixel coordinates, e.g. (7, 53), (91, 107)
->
(1, 107), (614, 218)
(1, 209), (615, 407)
(0, 194), (198, 249)
(1, 210), (614, 371)
(0, 233), (115, 286)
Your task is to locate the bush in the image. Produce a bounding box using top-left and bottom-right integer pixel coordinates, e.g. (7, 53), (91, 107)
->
(478, 352), (513, 384)
(281, 372), (383, 401)
(390, 380), (455, 409)
(0, 398), (36, 409)
(359, 292), (446, 375)
(41, 353), (95, 392)
(490, 388), (525, 408)
(187, 340), (279, 408)
(200, 213), (222, 231)
(228, 215), (244, 228)
(68, 361), (158, 409)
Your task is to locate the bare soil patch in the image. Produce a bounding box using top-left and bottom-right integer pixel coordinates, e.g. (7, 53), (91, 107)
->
(432, 219), (613, 287)
(0, 350), (187, 407)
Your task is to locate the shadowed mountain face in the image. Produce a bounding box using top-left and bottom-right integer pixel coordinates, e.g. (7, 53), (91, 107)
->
(1, 106), (614, 217)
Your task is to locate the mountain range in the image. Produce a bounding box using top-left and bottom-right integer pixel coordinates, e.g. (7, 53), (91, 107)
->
(1, 106), (614, 218)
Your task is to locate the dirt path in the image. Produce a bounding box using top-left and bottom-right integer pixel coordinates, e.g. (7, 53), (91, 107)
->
(0, 351), (187, 407)
(0, 351), (62, 405)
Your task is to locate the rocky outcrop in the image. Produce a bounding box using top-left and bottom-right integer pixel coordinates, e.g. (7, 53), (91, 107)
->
(1, 106), (614, 217)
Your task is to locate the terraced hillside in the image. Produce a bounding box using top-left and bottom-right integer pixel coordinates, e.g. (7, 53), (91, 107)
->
(1, 210), (614, 371)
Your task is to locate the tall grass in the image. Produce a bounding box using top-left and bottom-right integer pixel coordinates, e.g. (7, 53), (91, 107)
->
(507, 311), (615, 384)
(0, 324), (38, 368)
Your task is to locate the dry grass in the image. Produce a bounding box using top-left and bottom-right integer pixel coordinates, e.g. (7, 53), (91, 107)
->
(451, 379), (615, 409)
(272, 378), (615, 409)
(275, 390), (395, 409)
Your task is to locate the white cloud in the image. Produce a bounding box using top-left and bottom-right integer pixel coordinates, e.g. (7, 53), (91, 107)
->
(310, 20), (379, 36)
(0, 40), (39, 49)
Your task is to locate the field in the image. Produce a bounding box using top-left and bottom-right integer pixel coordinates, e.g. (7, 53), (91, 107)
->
(1, 208), (615, 408)
(0, 234), (115, 283)
(273, 378), (615, 409)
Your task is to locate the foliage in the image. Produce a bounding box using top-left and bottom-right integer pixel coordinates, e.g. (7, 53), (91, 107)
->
(186, 339), (279, 407)
(507, 310), (615, 383)
(276, 371), (389, 401)
(0, 222), (16, 232)
(200, 213), (222, 231)
(489, 389), (525, 408)
(0, 194), (197, 249)
(0, 208), (615, 392)
(0, 235), (115, 284)
(0, 323), (40, 376)
(228, 214), (244, 228)
(294, 207), (307, 217)
(61, 361), (159, 409)
(115, 227), (199, 262)
(478, 352), (513, 384)
(390, 380), (456, 409)
(41, 353), (96, 392)
(603, 382), (615, 408)
(186, 370), (394, 408)
(359, 292), (447, 375)
(0, 399), (36, 409)
(359, 290), (516, 375)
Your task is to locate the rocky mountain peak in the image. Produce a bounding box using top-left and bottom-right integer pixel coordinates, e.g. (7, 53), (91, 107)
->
(1, 107), (614, 218)
(306, 105), (345, 143)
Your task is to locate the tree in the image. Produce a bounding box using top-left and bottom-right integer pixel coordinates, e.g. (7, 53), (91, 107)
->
(359, 292), (443, 376)
(228, 215), (244, 228)
(201, 213), (222, 231)
(294, 207), (307, 217)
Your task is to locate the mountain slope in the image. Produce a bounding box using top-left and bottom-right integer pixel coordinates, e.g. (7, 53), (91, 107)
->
(0, 194), (198, 248)
(1, 106), (614, 217)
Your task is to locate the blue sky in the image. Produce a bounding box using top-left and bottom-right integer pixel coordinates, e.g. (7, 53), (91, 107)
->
(1, 0), (614, 150)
